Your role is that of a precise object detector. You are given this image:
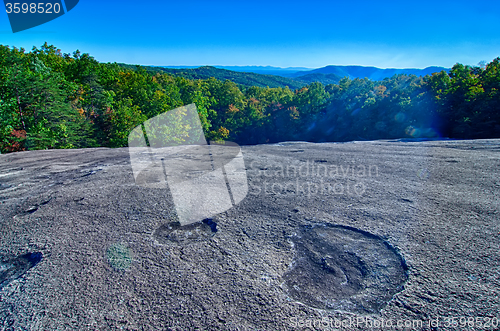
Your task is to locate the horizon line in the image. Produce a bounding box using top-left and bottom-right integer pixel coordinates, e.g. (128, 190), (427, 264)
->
(129, 64), (451, 70)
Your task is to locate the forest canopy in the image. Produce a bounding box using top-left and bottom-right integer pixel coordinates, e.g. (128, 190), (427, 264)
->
(1, 43), (499, 153)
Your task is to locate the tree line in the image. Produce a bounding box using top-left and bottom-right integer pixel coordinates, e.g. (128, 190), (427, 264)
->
(1, 43), (499, 153)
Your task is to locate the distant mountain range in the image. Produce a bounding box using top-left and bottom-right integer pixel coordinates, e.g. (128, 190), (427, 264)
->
(167, 65), (313, 77)
(122, 64), (449, 89)
(164, 65), (449, 80)
(284, 65), (450, 81)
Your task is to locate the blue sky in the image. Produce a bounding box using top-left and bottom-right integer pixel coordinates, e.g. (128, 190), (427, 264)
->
(1, 0), (499, 69)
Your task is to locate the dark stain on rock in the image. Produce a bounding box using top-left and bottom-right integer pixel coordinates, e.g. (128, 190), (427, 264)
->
(202, 218), (218, 233)
(0, 252), (43, 291)
(283, 223), (408, 314)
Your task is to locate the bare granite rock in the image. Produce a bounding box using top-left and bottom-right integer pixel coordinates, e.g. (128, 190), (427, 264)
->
(0, 139), (499, 330)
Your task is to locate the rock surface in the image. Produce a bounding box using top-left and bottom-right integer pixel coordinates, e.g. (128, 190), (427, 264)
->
(0, 139), (499, 330)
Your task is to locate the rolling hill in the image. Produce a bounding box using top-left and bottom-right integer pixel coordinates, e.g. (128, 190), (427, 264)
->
(119, 64), (306, 90)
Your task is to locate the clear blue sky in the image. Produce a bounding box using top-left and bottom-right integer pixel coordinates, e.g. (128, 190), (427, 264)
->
(1, 0), (499, 69)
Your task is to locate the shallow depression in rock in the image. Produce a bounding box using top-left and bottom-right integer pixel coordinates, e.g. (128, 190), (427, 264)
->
(283, 224), (408, 314)
(154, 218), (217, 245)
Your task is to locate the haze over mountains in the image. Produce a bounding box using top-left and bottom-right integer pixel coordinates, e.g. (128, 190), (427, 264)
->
(121, 63), (450, 90)
(162, 64), (450, 85)
(166, 65), (312, 77)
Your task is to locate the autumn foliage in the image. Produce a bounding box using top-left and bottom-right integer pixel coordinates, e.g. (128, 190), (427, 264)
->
(1, 43), (499, 153)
